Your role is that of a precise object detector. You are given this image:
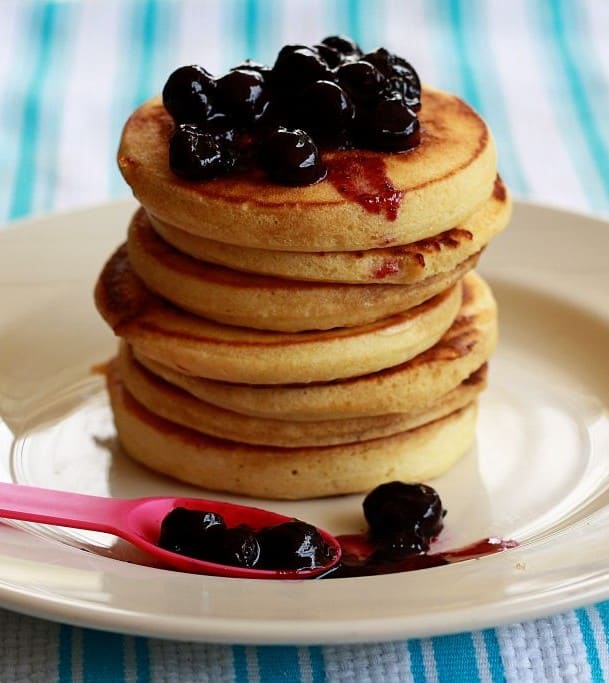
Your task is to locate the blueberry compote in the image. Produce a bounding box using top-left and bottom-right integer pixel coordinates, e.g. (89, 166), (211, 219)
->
(158, 508), (335, 571)
(161, 35), (422, 186)
(324, 481), (516, 579)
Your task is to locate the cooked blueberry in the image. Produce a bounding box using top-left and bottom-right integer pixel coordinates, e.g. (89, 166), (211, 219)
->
(371, 529), (429, 563)
(363, 48), (421, 110)
(261, 127), (326, 185)
(215, 69), (270, 123)
(162, 65), (216, 123)
(158, 507), (226, 555)
(361, 97), (420, 151)
(314, 43), (344, 68)
(300, 80), (355, 137)
(363, 482), (444, 540)
(230, 59), (272, 79)
(257, 520), (333, 570)
(336, 60), (387, 103)
(219, 526), (261, 568)
(320, 35), (362, 57)
(272, 46), (334, 92)
(206, 112), (237, 144)
(169, 124), (235, 180)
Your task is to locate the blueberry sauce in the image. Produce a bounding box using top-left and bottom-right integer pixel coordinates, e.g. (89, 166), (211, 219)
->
(326, 153), (403, 220)
(321, 481), (516, 579)
(157, 482), (517, 578)
(160, 35), (422, 187)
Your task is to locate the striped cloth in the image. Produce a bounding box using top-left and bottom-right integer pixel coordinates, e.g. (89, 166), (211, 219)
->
(1, 0), (608, 681)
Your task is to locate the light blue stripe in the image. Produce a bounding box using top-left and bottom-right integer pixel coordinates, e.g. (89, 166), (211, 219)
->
(308, 646), (327, 683)
(233, 645), (249, 683)
(327, 0), (360, 47)
(82, 629), (125, 683)
(57, 624), (73, 683)
(432, 632), (481, 683)
(109, 0), (157, 195)
(134, 636), (150, 683)
(0, 1), (35, 222)
(39, 2), (78, 212)
(9, 2), (56, 220)
(529, 1), (609, 214)
(407, 640), (427, 683)
(133, 0), (159, 109)
(224, 1), (245, 69)
(553, 0), (609, 208)
(257, 646), (302, 682)
(445, 0), (529, 196)
(481, 629), (505, 683)
(576, 609), (604, 682)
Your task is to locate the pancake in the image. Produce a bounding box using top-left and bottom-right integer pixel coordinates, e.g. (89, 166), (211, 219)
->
(108, 363), (479, 499)
(119, 342), (487, 447)
(127, 208), (478, 332)
(118, 88), (497, 251)
(134, 271), (496, 419)
(149, 176), (510, 284)
(95, 247), (462, 383)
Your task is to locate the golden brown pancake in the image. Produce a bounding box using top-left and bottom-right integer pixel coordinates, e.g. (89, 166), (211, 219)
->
(134, 271), (496, 419)
(127, 208), (478, 331)
(108, 362), (479, 499)
(95, 247), (463, 383)
(118, 88), (496, 251)
(119, 342), (487, 447)
(149, 176), (510, 284)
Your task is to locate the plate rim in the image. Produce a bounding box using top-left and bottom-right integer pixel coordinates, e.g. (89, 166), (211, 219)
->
(1, 198), (609, 644)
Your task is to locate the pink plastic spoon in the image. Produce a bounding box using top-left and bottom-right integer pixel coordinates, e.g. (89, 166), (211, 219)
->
(0, 482), (341, 579)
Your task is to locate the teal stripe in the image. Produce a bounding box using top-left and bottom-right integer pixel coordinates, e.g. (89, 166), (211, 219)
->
(576, 609), (604, 682)
(109, 0), (158, 195)
(39, 2), (78, 212)
(407, 640), (427, 683)
(133, 0), (159, 109)
(233, 645), (249, 683)
(308, 646), (327, 683)
(445, 0), (479, 109)
(239, 0), (277, 65)
(134, 636), (150, 683)
(530, 1), (609, 213)
(432, 632), (481, 683)
(257, 646), (302, 682)
(481, 629), (505, 683)
(327, 0), (359, 47)
(244, 0), (258, 59)
(0, 1), (35, 222)
(445, 0), (529, 196)
(552, 0), (609, 207)
(82, 629), (125, 683)
(58, 624), (73, 683)
(9, 2), (56, 219)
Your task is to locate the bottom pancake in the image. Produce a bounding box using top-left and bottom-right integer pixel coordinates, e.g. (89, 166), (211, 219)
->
(108, 363), (478, 499)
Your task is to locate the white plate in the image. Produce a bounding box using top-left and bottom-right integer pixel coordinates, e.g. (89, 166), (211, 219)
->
(0, 199), (609, 644)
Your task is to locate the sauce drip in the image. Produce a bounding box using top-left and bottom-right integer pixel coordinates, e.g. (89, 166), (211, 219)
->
(327, 153), (403, 220)
(323, 533), (517, 578)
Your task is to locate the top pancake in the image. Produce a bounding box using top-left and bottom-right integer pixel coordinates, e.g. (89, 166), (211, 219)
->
(149, 176), (511, 284)
(118, 88), (497, 251)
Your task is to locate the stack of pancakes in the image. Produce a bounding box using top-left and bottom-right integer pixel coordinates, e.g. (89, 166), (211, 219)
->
(95, 87), (511, 499)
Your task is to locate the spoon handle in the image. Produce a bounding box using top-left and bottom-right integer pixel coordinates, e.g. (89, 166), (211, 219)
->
(0, 482), (129, 534)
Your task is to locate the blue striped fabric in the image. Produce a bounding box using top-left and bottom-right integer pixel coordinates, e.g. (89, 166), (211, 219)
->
(0, 1), (608, 681)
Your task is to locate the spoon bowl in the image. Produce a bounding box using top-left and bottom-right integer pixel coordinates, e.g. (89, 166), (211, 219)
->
(0, 483), (341, 579)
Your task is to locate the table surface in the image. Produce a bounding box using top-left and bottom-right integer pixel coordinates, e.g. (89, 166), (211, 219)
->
(1, 0), (609, 681)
